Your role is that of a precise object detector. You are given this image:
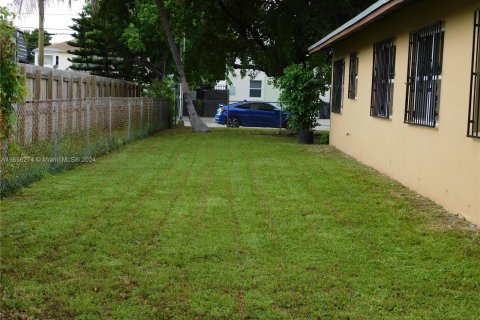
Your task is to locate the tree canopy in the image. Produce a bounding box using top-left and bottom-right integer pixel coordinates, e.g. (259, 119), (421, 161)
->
(81, 0), (375, 84)
(209, 0), (375, 77)
(68, 5), (155, 83)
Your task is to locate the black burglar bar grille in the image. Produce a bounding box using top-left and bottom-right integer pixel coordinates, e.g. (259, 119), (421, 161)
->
(332, 59), (344, 113)
(348, 52), (358, 99)
(404, 22), (444, 127)
(468, 10), (480, 138)
(371, 39), (396, 118)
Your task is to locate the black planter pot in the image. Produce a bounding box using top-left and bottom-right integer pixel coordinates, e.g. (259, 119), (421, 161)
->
(298, 130), (314, 144)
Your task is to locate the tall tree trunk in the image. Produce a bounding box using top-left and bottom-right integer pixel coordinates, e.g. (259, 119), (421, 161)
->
(155, 0), (209, 133)
(38, 0), (45, 66)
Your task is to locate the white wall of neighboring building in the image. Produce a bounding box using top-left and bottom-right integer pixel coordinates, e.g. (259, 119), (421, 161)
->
(56, 51), (74, 70)
(219, 69), (281, 103)
(34, 49), (74, 70)
(33, 42), (76, 70)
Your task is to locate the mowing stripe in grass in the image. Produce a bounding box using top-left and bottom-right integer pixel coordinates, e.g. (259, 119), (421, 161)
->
(1, 128), (479, 319)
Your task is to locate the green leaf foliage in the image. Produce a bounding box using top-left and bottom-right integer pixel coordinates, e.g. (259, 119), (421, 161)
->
(182, 0), (376, 77)
(0, 7), (26, 140)
(117, 0), (231, 87)
(274, 63), (329, 132)
(79, 0), (376, 89)
(22, 29), (52, 64)
(67, 5), (158, 84)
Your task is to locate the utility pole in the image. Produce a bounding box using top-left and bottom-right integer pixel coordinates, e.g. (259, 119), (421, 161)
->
(38, 0), (45, 66)
(177, 33), (186, 126)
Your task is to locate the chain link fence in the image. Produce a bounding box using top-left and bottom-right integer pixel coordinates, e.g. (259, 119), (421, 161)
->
(1, 97), (170, 196)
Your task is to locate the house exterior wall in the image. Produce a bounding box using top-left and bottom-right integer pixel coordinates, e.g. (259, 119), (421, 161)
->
(57, 51), (74, 70)
(225, 71), (281, 103)
(329, 0), (480, 224)
(34, 50), (74, 70)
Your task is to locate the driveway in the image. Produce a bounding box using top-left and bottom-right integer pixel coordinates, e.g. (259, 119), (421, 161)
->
(182, 117), (330, 131)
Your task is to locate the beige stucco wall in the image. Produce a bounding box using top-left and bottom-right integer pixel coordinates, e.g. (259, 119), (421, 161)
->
(329, 0), (480, 224)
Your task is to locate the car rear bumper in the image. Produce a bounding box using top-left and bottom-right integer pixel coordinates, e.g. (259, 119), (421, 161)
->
(215, 114), (227, 125)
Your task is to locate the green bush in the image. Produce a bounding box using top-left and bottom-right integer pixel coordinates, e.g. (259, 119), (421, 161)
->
(315, 131), (329, 145)
(0, 7), (27, 140)
(273, 63), (328, 132)
(146, 77), (176, 127)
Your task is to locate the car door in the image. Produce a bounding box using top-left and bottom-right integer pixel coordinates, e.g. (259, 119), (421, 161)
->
(230, 103), (250, 125)
(254, 103), (281, 127)
(234, 103), (256, 126)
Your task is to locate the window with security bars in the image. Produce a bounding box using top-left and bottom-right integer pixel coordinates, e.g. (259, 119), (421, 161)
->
(371, 38), (396, 118)
(331, 59), (344, 113)
(404, 22), (444, 127)
(348, 52), (358, 99)
(468, 10), (480, 138)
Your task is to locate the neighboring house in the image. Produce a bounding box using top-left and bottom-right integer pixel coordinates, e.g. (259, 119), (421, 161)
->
(33, 42), (76, 70)
(309, 0), (480, 224)
(218, 65), (281, 104)
(13, 29), (28, 63)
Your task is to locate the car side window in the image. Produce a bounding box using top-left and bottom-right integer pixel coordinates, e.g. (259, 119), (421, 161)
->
(258, 103), (275, 111)
(236, 104), (251, 109)
(250, 104), (260, 110)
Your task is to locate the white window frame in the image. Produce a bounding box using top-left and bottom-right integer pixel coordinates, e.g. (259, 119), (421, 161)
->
(249, 80), (262, 98)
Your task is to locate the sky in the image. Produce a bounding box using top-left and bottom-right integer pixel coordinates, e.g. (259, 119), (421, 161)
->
(0, 0), (86, 44)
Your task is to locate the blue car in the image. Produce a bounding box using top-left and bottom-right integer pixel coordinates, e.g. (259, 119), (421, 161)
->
(215, 101), (289, 128)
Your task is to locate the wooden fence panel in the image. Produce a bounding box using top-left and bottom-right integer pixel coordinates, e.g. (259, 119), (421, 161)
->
(19, 64), (141, 100)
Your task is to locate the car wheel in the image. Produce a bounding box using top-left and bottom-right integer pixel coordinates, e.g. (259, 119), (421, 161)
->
(227, 117), (240, 128)
(283, 120), (289, 129)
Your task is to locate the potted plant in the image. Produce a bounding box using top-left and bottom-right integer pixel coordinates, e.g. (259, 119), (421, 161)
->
(273, 63), (327, 144)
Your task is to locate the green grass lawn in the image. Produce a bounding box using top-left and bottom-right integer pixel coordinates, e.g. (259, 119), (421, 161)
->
(1, 128), (479, 319)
